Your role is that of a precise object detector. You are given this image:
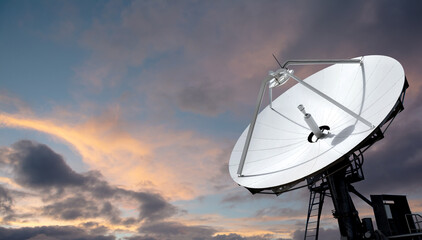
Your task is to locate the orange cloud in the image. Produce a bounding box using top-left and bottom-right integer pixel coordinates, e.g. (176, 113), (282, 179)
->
(0, 110), (226, 200)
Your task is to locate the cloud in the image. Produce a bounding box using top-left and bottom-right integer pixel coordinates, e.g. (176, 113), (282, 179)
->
(0, 109), (226, 200)
(0, 185), (14, 216)
(73, 1), (422, 119)
(138, 221), (216, 240)
(79, 222), (110, 235)
(0, 92), (32, 115)
(293, 228), (339, 240)
(1, 140), (279, 240)
(254, 207), (302, 219)
(355, 114), (422, 195)
(42, 197), (121, 223)
(0, 140), (178, 227)
(75, 1), (305, 117)
(0, 226), (115, 240)
(133, 222), (281, 240)
(80, 1), (185, 67)
(213, 233), (282, 240)
(6, 140), (85, 189)
(71, 0), (422, 122)
(280, 1), (422, 57)
(131, 192), (176, 222)
(349, 80), (422, 197)
(176, 80), (232, 116)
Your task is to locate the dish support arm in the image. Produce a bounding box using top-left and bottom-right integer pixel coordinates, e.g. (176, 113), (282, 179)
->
(237, 58), (371, 177)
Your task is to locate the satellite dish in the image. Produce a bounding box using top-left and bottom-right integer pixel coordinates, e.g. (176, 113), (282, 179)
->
(229, 55), (407, 192)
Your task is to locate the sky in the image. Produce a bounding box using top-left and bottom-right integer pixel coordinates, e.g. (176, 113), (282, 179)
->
(1, 1), (422, 239)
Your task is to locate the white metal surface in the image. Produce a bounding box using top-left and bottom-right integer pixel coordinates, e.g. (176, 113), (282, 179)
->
(229, 55), (406, 189)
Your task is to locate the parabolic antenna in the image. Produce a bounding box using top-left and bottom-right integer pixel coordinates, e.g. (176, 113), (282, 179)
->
(229, 55), (407, 192)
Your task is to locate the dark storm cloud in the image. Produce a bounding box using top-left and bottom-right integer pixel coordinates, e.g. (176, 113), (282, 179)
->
(1, 140), (178, 224)
(101, 201), (122, 224)
(7, 140), (85, 189)
(86, 180), (177, 224)
(83, 172), (177, 222)
(132, 192), (177, 222)
(85, 171), (117, 199)
(0, 226), (115, 240)
(43, 196), (97, 220)
(42, 196), (122, 223)
(83, 172), (177, 223)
